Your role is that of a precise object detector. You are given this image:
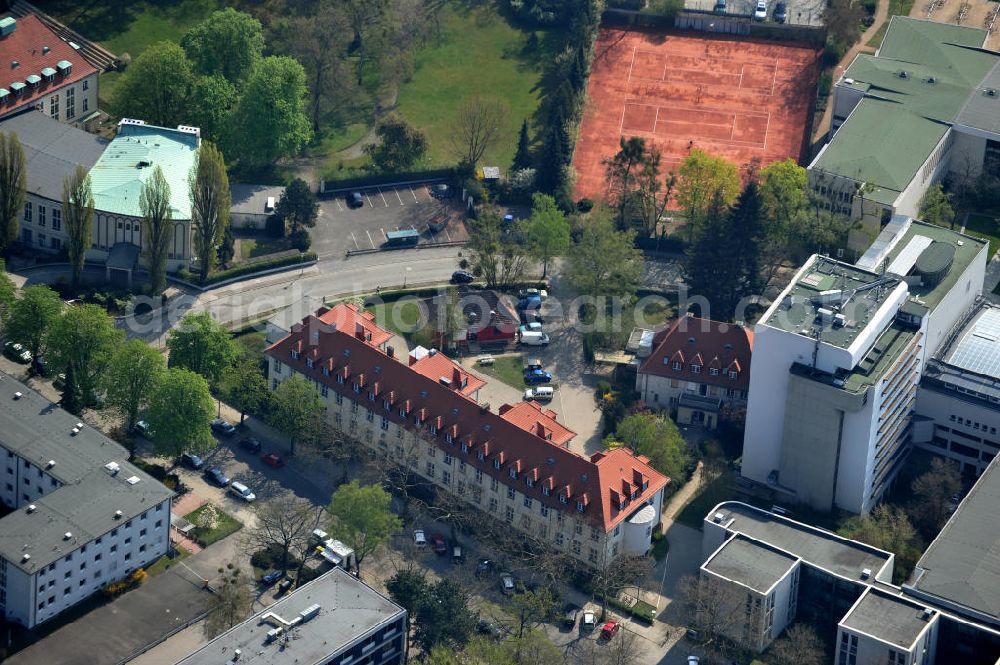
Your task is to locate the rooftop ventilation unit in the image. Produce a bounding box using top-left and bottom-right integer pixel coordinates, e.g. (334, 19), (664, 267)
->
(21, 553), (30, 562)
(265, 627), (283, 643)
(986, 88), (998, 97)
(71, 426), (80, 436)
(42, 46), (49, 54)
(0, 17), (16, 37)
(922, 608), (933, 620)
(926, 76), (936, 84)
(125, 476), (140, 485)
(26, 504), (36, 513)
(713, 512), (725, 523)
(13, 391), (22, 400)
(63, 532), (72, 540)
(898, 70), (909, 79)
(105, 461), (120, 475)
(45, 460), (55, 469)
(860, 568), (872, 580)
(114, 510), (123, 519)
(299, 603), (321, 622)
(76, 422), (83, 429)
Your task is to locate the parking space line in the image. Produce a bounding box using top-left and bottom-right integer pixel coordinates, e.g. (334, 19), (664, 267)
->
(349, 232), (360, 249)
(334, 199), (344, 211)
(380, 228), (388, 240)
(378, 189), (388, 206)
(443, 227), (452, 242)
(408, 187), (419, 203)
(422, 186), (434, 202)
(365, 193), (374, 208)
(394, 189), (404, 205)
(365, 229), (376, 249)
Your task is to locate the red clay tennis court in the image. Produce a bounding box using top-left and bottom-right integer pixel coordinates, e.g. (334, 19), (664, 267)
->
(573, 28), (820, 201)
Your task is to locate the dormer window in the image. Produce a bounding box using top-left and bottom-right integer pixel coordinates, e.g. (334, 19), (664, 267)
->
(337, 374), (345, 384)
(559, 494), (568, 504)
(477, 451), (486, 462)
(526, 477), (534, 488)
(493, 458), (501, 469)
(576, 501), (585, 512)
(691, 364), (701, 374)
(399, 408), (407, 418)
(672, 361), (682, 370)
(619, 499), (626, 510)
(729, 371), (738, 380)
(642, 480), (649, 490)
(508, 467), (517, 480)
(631, 489), (638, 499)
(542, 485), (550, 496)
(461, 442), (469, 453)
(322, 367), (330, 377)
(353, 383), (360, 393)
(383, 399), (391, 411)
(709, 368), (719, 376)
(429, 424), (438, 435)
(445, 433), (454, 444)
(291, 350), (300, 360)
(306, 358), (314, 368)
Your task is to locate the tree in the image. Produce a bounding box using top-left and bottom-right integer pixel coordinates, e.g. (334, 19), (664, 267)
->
(508, 587), (555, 639)
(189, 142), (231, 282)
(326, 480), (401, 575)
(3, 284), (62, 360)
(343, 0), (394, 84)
(512, 119), (532, 171)
(227, 56), (312, 168)
(204, 562), (253, 638)
(148, 367), (216, 457)
(919, 183), (956, 230)
(824, 0), (865, 49)
(181, 8), (264, 85)
(103, 339), (166, 431)
(524, 193), (570, 277)
(275, 178), (318, 234)
(684, 190), (742, 320)
(46, 304), (123, 408)
(839, 505), (922, 584)
(633, 153), (674, 238)
(759, 159), (807, 288)
(166, 312), (238, 386)
(565, 208), (642, 301)
(606, 412), (688, 482)
(467, 207), (529, 290)
(451, 96), (509, 166)
(246, 495), (322, 575)
(0, 131), (26, 255)
(675, 573), (750, 661)
(187, 75), (238, 145)
(910, 457), (962, 534)
(112, 42), (196, 127)
(365, 115), (428, 172)
(219, 355), (269, 424)
(592, 554), (653, 622)
(0, 260), (16, 322)
(727, 181), (765, 300)
(676, 149), (740, 240)
(766, 623), (825, 665)
(139, 165), (173, 294)
(604, 136), (649, 226)
(413, 579), (476, 653)
(60, 364), (83, 416)
(62, 166), (95, 291)
(387, 568), (428, 650)
(217, 224), (235, 268)
(268, 375), (324, 455)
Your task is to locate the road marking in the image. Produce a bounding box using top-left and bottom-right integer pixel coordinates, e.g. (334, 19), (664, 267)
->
(349, 231), (360, 249)
(394, 188), (404, 205)
(381, 228), (388, 240)
(334, 199), (344, 211)
(365, 229), (376, 249)
(365, 193), (374, 208)
(378, 188), (388, 206)
(409, 187), (419, 203)
(443, 227), (452, 242)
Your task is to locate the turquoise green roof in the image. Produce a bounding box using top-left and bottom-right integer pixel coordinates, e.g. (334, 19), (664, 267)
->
(40, 67), (56, 77)
(89, 122), (200, 220)
(24, 74), (40, 84)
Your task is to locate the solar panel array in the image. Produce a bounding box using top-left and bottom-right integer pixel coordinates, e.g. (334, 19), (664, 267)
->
(948, 308), (1000, 378)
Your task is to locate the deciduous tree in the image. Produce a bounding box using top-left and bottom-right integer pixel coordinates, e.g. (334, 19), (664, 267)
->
(112, 42), (196, 127)
(467, 207), (529, 290)
(187, 75), (238, 145)
(204, 562), (253, 638)
(451, 96), (509, 166)
(766, 623), (826, 665)
(62, 166), (95, 291)
(676, 149), (740, 241)
(413, 578), (476, 653)
(326, 480), (401, 575)
(910, 457), (962, 535)
(190, 142), (231, 282)
(219, 355), (269, 424)
(148, 367), (216, 457)
(684, 190), (741, 320)
(759, 159), (807, 288)
(565, 207), (642, 301)
(3, 284), (62, 361)
(139, 165), (173, 294)
(0, 260), (16, 322)
(606, 412), (688, 482)
(839, 505), (922, 583)
(103, 339), (166, 431)
(0, 132), (26, 255)
(275, 178), (318, 234)
(524, 193), (570, 277)
(365, 115), (428, 172)
(919, 183), (956, 230)
(268, 375), (324, 454)
(167, 312), (237, 386)
(47, 304), (123, 408)
(181, 8), (264, 85)
(246, 496), (322, 575)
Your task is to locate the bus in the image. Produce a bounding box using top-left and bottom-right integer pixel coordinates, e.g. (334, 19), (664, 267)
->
(385, 228), (420, 248)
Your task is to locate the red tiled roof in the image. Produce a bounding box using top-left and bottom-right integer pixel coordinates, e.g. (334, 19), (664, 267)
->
(0, 16), (98, 116)
(408, 350), (485, 398)
(498, 401), (576, 448)
(267, 314), (668, 531)
(639, 315), (753, 391)
(316, 303), (393, 348)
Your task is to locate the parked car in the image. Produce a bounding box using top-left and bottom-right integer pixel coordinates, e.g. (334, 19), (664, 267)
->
(476, 559), (493, 578)
(754, 0), (767, 19)
(211, 419), (237, 437)
(476, 618), (502, 639)
(518, 288), (547, 300)
(563, 604), (580, 629)
(261, 570), (283, 586)
(713, 0), (727, 12)
(4, 342), (31, 364)
(523, 369), (552, 384)
(348, 191), (364, 208)
(525, 359), (544, 371)
(204, 466), (230, 487)
(582, 610), (597, 632)
(451, 270), (475, 284)
(413, 530), (427, 548)
(687, 657), (701, 665)
(500, 573), (515, 595)
(180, 452), (205, 470)
(517, 296), (542, 311)
(431, 533), (447, 555)
(518, 322), (543, 335)
(277, 578), (294, 595)
(239, 437), (262, 453)
(519, 331), (549, 346)
(228, 481), (256, 502)
(132, 420), (153, 438)
(524, 387), (554, 401)
(452, 545), (464, 564)
(601, 621), (621, 640)
(261, 453), (285, 468)
(773, 1), (787, 21)
(431, 183), (450, 199)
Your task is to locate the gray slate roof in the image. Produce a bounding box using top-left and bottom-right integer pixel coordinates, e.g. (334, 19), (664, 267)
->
(841, 588), (935, 649)
(0, 373), (173, 575)
(175, 567), (405, 665)
(0, 109), (107, 201)
(909, 455), (1000, 625)
(703, 534), (798, 593)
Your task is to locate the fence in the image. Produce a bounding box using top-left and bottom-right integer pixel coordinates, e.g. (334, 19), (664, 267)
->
(603, 7), (826, 45)
(319, 168), (455, 197)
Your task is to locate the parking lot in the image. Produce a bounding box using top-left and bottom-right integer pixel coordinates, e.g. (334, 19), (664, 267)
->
(682, 0), (826, 25)
(313, 182), (469, 259)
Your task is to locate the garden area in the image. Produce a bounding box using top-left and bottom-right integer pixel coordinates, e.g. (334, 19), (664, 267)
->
(962, 211), (1000, 261)
(475, 355), (534, 391)
(184, 503), (243, 547)
(866, 0), (915, 47)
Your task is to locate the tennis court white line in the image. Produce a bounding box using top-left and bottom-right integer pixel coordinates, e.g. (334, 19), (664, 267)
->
(763, 111), (771, 149)
(770, 59), (778, 96)
(627, 46), (637, 83)
(623, 100), (769, 119)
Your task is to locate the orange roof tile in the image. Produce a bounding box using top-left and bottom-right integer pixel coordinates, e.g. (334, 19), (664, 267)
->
(317, 302), (393, 348)
(408, 350), (485, 398)
(639, 315), (753, 391)
(498, 401), (576, 448)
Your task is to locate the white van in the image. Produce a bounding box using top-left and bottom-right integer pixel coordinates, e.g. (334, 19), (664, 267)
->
(524, 386), (554, 401)
(520, 331), (550, 346)
(228, 481), (256, 502)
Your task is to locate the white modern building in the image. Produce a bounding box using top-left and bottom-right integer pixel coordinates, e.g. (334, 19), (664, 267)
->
(808, 17), (1000, 251)
(742, 217), (988, 514)
(0, 374), (173, 628)
(838, 587), (941, 665)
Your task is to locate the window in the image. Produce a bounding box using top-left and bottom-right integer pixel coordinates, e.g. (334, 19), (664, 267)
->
(691, 364), (701, 374)
(475, 469), (483, 483)
(443, 453), (453, 466)
(729, 371), (738, 380)
(571, 541), (581, 555)
(366, 409), (374, 422)
(381, 417), (389, 431)
(524, 497), (533, 509)
(709, 368), (719, 376)
(555, 533), (564, 547)
(83, 79), (89, 91)
(306, 358), (314, 368)
(23, 201), (31, 223)
(672, 361), (682, 371)
(442, 471), (451, 485)
(540, 504), (549, 517)
(139, 528), (147, 537)
(274, 361), (283, 375)
(49, 94), (58, 118)
(426, 462), (435, 478)
(336, 393), (343, 405)
(508, 467), (517, 480)
(66, 87), (74, 119)
(490, 478), (499, 492)
(542, 485), (550, 496)
(493, 458), (501, 469)
(590, 527), (599, 541)
(588, 548), (598, 563)
(576, 501), (585, 512)
(38, 205), (46, 227)
(505, 507), (514, 522)
(507, 487), (515, 500)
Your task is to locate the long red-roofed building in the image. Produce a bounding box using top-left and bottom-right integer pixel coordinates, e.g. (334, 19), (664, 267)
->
(0, 14), (99, 125)
(267, 309), (669, 566)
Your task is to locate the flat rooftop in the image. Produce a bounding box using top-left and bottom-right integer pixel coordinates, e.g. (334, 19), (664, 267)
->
(841, 588), (935, 649)
(175, 567), (405, 665)
(909, 456), (1000, 625)
(89, 120), (199, 220)
(943, 305), (1000, 378)
(708, 502), (893, 582)
(703, 534), (798, 593)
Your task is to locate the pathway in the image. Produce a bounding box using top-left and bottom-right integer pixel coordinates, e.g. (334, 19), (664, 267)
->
(660, 461), (704, 530)
(811, 0), (890, 144)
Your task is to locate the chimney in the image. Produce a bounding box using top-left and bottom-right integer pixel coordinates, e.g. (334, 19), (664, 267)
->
(387, 345), (395, 358)
(452, 368), (462, 387)
(355, 322), (365, 340)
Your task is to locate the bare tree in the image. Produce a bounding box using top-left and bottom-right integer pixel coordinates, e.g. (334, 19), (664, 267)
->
(244, 495), (324, 575)
(451, 96), (509, 166)
(204, 562), (253, 638)
(675, 574), (756, 661)
(766, 623), (826, 665)
(593, 553), (654, 621)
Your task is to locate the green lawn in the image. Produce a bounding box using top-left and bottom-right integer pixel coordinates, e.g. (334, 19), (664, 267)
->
(675, 471), (737, 529)
(366, 299), (428, 339)
(239, 236), (294, 260)
(963, 212), (1000, 260)
(184, 504), (243, 547)
(866, 0), (915, 47)
(145, 547), (192, 576)
(476, 356), (530, 390)
(393, 1), (562, 169)
(233, 330), (267, 362)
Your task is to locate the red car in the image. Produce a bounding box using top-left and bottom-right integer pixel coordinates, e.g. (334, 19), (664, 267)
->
(431, 533), (447, 555)
(601, 621), (621, 640)
(261, 453), (285, 468)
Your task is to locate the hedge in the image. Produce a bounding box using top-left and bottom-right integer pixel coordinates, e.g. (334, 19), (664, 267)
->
(319, 168), (455, 196)
(199, 252), (317, 286)
(600, 594), (658, 623)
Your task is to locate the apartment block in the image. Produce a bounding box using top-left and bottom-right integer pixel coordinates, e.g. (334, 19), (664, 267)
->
(265, 303), (669, 567)
(742, 217), (987, 514)
(838, 588), (940, 665)
(0, 375), (173, 629)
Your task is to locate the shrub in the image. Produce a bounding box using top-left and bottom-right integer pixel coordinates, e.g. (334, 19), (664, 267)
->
(200, 252), (317, 286)
(289, 229), (312, 252)
(459, 258), (469, 269)
(177, 267), (192, 282)
(251, 544), (300, 571)
(577, 198), (594, 213)
(595, 380), (613, 400)
(265, 214), (286, 238)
